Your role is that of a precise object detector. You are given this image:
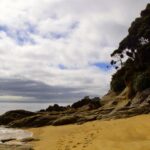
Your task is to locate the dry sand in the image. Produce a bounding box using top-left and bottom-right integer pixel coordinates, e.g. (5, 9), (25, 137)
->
(29, 115), (150, 150)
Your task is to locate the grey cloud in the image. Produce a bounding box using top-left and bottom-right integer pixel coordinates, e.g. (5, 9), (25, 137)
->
(0, 78), (99, 102)
(97, 21), (128, 48)
(50, 0), (149, 18)
(0, 0), (149, 103)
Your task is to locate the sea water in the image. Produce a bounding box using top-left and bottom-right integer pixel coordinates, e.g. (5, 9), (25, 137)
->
(0, 127), (33, 142)
(0, 102), (71, 141)
(0, 101), (71, 141)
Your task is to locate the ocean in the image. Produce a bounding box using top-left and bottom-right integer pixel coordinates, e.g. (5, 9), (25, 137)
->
(0, 101), (72, 115)
(0, 101), (72, 142)
(0, 127), (33, 142)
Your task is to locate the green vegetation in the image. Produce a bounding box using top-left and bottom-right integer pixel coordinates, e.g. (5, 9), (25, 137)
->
(111, 68), (126, 93)
(110, 4), (150, 95)
(134, 71), (150, 92)
(71, 96), (101, 109)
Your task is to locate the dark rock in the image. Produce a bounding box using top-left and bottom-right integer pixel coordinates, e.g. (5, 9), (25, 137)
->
(89, 97), (101, 109)
(38, 109), (45, 112)
(0, 90), (150, 128)
(131, 88), (150, 106)
(72, 96), (101, 109)
(0, 110), (35, 125)
(8, 115), (58, 128)
(77, 115), (97, 124)
(20, 137), (39, 143)
(46, 104), (67, 112)
(0, 144), (33, 150)
(72, 96), (91, 109)
(1, 138), (16, 143)
(52, 115), (78, 126)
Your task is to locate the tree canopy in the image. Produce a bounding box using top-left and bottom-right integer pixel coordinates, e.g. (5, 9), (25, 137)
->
(110, 4), (150, 95)
(111, 4), (150, 69)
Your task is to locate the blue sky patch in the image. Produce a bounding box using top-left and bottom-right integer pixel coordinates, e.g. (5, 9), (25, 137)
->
(0, 24), (36, 45)
(51, 32), (68, 39)
(92, 62), (112, 71)
(14, 30), (36, 45)
(0, 25), (8, 33)
(25, 22), (37, 34)
(58, 64), (67, 70)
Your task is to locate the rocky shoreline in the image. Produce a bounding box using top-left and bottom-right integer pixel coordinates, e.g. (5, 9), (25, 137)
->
(0, 144), (33, 150)
(0, 88), (150, 128)
(0, 89), (149, 150)
(0, 137), (35, 150)
(0, 125), (36, 150)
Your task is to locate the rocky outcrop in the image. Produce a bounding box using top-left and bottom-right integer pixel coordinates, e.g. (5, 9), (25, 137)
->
(8, 114), (58, 128)
(0, 96), (101, 127)
(0, 137), (38, 150)
(45, 104), (68, 112)
(0, 110), (35, 125)
(131, 88), (150, 106)
(0, 90), (150, 128)
(0, 144), (33, 150)
(71, 96), (101, 109)
(52, 115), (78, 126)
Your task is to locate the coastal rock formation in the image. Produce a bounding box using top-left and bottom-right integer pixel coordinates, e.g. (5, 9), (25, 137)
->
(0, 144), (33, 150)
(0, 110), (35, 125)
(71, 96), (101, 109)
(0, 88), (150, 128)
(0, 97), (101, 127)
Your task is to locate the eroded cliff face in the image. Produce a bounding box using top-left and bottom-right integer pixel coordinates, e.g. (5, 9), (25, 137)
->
(101, 87), (150, 109)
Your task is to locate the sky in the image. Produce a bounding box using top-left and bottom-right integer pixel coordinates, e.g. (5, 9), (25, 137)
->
(0, 0), (149, 103)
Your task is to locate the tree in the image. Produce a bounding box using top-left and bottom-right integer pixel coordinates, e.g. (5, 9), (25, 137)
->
(110, 3), (150, 94)
(111, 4), (150, 70)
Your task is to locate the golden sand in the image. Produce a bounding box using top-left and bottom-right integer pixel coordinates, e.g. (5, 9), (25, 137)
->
(29, 115), (150, 150)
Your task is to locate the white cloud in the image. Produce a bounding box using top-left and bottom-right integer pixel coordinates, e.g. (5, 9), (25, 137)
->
(0, 0), (149, 101)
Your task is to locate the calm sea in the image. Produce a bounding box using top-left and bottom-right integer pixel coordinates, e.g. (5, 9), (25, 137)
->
(0, 102), (72, 115)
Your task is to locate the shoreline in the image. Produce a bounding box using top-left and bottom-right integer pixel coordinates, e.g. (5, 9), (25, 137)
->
(0, 127), (34, 150)
(0, 90), (150, 150)
(0, 144), (33, 150)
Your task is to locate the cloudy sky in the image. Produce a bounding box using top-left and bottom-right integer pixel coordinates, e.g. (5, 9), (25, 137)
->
(0, 0), (149, 103)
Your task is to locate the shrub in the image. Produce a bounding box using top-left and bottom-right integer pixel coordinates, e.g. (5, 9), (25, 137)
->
(72, 96), (91, 108)
(71, 96), (101, 109)
(111, 77), (126, 93)
(111, 67), (126, 93)
(134, 71), (150, 92)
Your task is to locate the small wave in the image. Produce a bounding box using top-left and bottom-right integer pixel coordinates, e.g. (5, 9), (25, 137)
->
(0, 127), (32, 141)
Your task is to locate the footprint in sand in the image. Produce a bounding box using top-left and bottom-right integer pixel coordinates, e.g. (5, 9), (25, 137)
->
(57, 137), (66, 150)
(68, 140), (73, 143)
(81, 131), (97, 149)
(58, 133), (94, 150)
(64, 145), (71, 150)
(72, 145), (77, 148)
(58, 135), (75, 150)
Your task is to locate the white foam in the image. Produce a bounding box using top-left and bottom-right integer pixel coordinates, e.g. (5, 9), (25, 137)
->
(0, 127), (33, 141)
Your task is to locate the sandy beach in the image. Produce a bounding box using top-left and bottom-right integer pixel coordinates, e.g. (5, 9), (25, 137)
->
(29, 115), (150, 150)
